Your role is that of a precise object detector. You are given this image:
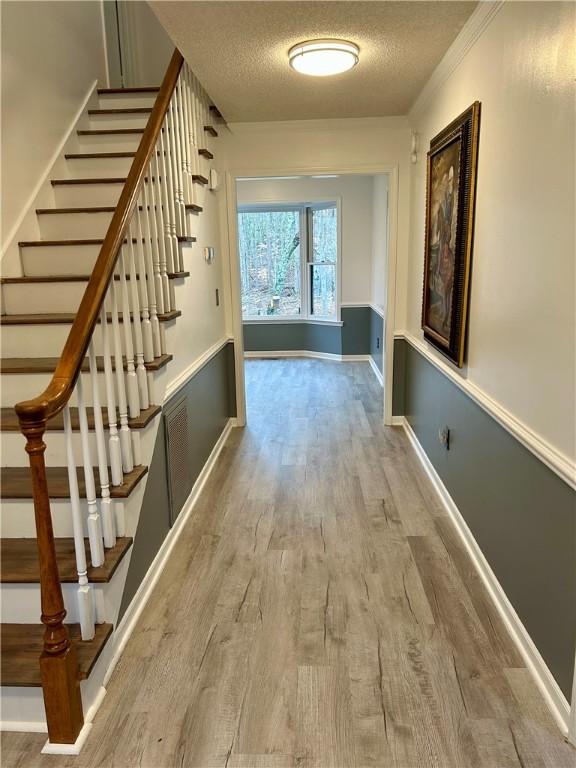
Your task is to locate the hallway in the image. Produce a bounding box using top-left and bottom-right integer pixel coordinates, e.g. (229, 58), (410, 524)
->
(2, 359), (574, 767)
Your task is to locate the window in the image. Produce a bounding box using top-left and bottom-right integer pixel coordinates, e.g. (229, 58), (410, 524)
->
(309, 205), (337, 319)
(239, 202), (338, 321)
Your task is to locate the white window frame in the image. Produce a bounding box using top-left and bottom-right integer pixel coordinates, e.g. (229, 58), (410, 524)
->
(238, 198), (342, 325)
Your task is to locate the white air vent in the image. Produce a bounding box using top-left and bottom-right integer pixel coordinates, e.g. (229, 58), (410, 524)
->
(164, 396), (191, 526)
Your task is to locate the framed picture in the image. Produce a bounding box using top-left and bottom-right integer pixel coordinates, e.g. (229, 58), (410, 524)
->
(422, 101), (481, 367)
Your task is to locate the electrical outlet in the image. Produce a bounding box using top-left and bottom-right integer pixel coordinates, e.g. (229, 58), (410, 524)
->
(439, 426), (450, 450)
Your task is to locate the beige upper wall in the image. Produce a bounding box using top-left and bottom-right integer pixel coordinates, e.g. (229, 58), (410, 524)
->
(406, 1), (575, 461)
(221, 117), (412, 326)
(1, 0), (107, 247)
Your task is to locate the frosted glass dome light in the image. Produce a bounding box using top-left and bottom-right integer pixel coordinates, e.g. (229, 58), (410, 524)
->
(288, 40), (359, 77)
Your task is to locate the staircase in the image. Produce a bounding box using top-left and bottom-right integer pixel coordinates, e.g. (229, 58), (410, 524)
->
(0, 52), (220, 750)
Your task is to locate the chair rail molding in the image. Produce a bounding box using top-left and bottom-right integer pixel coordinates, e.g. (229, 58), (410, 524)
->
(394, 331), (576, 490)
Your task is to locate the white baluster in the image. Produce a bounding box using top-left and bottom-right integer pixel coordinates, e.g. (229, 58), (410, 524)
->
(76, 373), (105, 567)
(151, 145), (171, 312)
(141, 182), (164, 357)
(125, 225), (150, 406)
(181, 69), (196, 203)
(63, 403), (95, 641)
(99, 304), (123, 485)
(145, 164), (166, 314)
(88, 340), (116, 548)
(184, 65), (199, 181)
(173, 94), (188, 234)
(159, 122), (179, 278)
(106, 292), (134, 472)
(167, 100), (186, 235)
(117, 246), (141, 418)
(136, 192), (162, 362)
(178, 76), (194, 209)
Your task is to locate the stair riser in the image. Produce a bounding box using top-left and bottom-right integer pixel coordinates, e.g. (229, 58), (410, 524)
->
(38, 210), (113, 239)
(21, 244), (101, 276)
(88, 113), (149, 130)
(65, 156), (134, 178)
(76, 133), (142, 153)
(1, 413), (159, 466)
(98, 93), (157, 109)
(2, 282), (87, 314)
(2, 499), (92, 537)
(2, 475), (146, 538)
(53, 183), (123, 208)
(1, 367), (161, 408)
(0, 320), (176, 357)
(1, 582), (111, 624)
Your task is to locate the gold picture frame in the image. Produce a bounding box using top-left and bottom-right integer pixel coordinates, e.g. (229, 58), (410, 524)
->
(422, 101), (481, 367)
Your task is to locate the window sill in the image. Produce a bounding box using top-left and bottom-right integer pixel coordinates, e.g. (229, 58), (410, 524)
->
(243, 317), (344, 327)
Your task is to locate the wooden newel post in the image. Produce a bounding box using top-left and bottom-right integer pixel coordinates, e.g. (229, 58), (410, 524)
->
(18, 412), (84, 744)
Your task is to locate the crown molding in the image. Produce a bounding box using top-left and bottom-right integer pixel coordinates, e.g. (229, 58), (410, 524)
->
(409, 1), (505, 120)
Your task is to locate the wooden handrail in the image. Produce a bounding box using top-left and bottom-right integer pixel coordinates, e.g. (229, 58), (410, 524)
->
(12, 48), (184, 745)
(15, 48), (183, 428)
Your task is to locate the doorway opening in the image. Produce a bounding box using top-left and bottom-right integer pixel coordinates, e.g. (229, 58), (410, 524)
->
(227, 169), (397, 428)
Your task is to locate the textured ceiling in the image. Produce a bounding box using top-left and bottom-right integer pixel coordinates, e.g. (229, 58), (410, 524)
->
(150, 1), (477, 122)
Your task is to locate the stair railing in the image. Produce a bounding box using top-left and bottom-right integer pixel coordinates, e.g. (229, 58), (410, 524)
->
(14, 48), (210, 745)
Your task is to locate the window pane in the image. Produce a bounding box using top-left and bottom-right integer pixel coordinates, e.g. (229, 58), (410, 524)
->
(311, 264), (336, 318)
(311, 206), (337, 264)
(238, 210), (301, 317)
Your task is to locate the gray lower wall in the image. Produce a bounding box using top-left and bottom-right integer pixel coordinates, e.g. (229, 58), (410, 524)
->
(393, 337), (576, 699)
(118, 342), (236, 621)
(244, 306), (385, 372)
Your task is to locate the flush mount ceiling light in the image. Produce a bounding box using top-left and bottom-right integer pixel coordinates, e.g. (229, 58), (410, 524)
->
(288, 39), (359, 77)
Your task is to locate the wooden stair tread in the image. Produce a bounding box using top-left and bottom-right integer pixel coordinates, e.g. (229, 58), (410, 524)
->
(97, 87), (159, 95)
(203, 125), (218, 137)
(1, 537), (132, 584)
(77, 129), (144, 136)
(0, 353), (172, 374)
(65, 151), (135, 159)
(168, 271), (190, 279)
(198, 148), (214, 159)
(186, 204), (203, 213)
(36, 206), (118, 214)
(19, 237), (195, 247)
(1, 273), (188, 285)
(1, 622), (113, 687)
(0, 405), (160, 432)
(51, 178), (126, 186)
(0, 310), (181, 325)
(192, 174), (209, 185)
(88, 108), (152, 115)
(0, 464), (148, 500)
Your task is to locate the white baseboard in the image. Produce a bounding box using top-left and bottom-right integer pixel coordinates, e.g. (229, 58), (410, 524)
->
(103, 418), (234, 688)
(391, 416), (404, 426)
(369, 356), (384, 387)
(37, 418), (235, 753)
(244, 350), (373, 363)
(40, 685), (107, 755)
(398, 416), (571, 738)
(1, 721), (47, 734)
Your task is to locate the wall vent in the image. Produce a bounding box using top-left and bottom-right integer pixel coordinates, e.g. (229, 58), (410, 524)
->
(164, 395), (191, 526)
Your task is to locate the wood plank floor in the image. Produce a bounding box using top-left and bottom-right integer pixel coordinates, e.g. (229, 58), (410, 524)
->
(2, 359), (574, 767)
